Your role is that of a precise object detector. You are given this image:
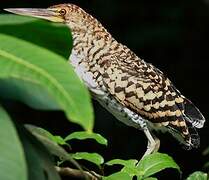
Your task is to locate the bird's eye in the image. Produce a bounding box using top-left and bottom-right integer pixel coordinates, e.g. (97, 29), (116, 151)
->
(59, 9), (66, 16)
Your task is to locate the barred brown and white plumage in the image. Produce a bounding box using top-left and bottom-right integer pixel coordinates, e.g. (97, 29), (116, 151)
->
(5, 3), (206, 157)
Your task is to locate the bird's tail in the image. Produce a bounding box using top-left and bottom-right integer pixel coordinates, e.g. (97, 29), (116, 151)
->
(183, 98), (205, 129)
(168, 97), (205, 149)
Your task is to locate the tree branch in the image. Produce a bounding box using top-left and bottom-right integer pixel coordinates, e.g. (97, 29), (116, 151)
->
(55, 166), (102, 180)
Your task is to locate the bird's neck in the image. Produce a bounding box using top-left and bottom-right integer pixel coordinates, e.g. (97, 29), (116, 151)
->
(68, 20), (114, 59)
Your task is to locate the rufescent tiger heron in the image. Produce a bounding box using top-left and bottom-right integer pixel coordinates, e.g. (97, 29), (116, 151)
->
(4, 4), (205, 158)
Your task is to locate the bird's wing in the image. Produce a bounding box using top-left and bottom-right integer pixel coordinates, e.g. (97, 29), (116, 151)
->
(101, 51), (205, 146)
(102, 58), (183, 123)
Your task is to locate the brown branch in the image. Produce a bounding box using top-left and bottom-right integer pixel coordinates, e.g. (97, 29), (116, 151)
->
(55, 166), (102, 180)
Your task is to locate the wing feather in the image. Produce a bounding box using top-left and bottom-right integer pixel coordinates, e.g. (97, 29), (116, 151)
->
(101, 53), (205, 147)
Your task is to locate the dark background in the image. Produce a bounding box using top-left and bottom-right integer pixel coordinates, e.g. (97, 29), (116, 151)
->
(1, 0), (209, 179)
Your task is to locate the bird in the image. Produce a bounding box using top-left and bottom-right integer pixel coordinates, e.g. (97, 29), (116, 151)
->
(4, 4), (205, 158)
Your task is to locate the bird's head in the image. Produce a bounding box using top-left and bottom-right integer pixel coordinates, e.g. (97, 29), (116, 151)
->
(4, 4), (92, 31)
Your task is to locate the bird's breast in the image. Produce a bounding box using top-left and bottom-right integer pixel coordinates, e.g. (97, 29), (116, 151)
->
(69, 50), (106, 93)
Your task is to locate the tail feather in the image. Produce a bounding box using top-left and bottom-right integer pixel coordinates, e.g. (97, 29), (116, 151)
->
(168, 117), (200, 149)
(183, 98), (205, 128)
(164, 84), (204, 149)
(187, 122), (200, 148)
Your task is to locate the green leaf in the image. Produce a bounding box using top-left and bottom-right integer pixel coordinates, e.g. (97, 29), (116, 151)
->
(106, 159), (138, 178)
(0, 79), (60, 110)
(0, 106), (27, 180)
(137, 153), (180, 178)
(25, 125), (67, 146)
(65, 131), (107, 146)
(71, 152), (104, 166)
(0, 33), (94, 131)
(17, 125), (61, 180)
(186, 171), (208, 180)
(0, 15), (72, 58)
(25, 124), (81, 171)
(106, 159), (137, 167)
(103, 172), (131, 180)
(0, 14), (37, 25)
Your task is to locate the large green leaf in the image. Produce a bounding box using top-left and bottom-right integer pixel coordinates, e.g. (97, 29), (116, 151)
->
(0, 78), (60, 110)
(64, 131), (108, 146)
(0, 106), (27, 180)
(0, 14), (37, 25)
(0, 15), (72, 58)
(137, 153), (180, 179)
(0, 34), (94, 131)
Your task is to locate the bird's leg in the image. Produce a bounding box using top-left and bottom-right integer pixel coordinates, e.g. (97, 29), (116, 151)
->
(142, 129), (160, 159)
(126, 111), (160, 159)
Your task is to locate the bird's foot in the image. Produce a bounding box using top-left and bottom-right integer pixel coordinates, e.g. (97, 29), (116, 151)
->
(139, 129), (161, 162)
(142, 137), (160, 159)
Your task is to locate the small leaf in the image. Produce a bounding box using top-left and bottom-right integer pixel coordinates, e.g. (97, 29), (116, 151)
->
(103, 172), (131, 180)
(106, 159), (138, 178)
(71, 152), (104, 166)
(186, 171), (208, 180)
(0, 106), (27, 180)
(106, 159), (137, 167)
(65, 131), (107, 146)
(53, 136), (67, 146)
(137, 153), (180, 178)
(25, 125), (67, 146)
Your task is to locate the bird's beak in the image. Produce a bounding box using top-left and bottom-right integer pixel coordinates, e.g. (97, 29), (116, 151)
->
(4, 8), (64, 22)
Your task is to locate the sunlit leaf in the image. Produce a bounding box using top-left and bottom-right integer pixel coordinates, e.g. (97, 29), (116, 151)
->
(186, 171), (208, 180)
(0, 33), (93, 131)
(106, 159), (137, 167)
(65, 131), (107, 146)
(106, 159), (138, 178)
(71, 152), (104, 166)
(137, 153), (180, 178)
